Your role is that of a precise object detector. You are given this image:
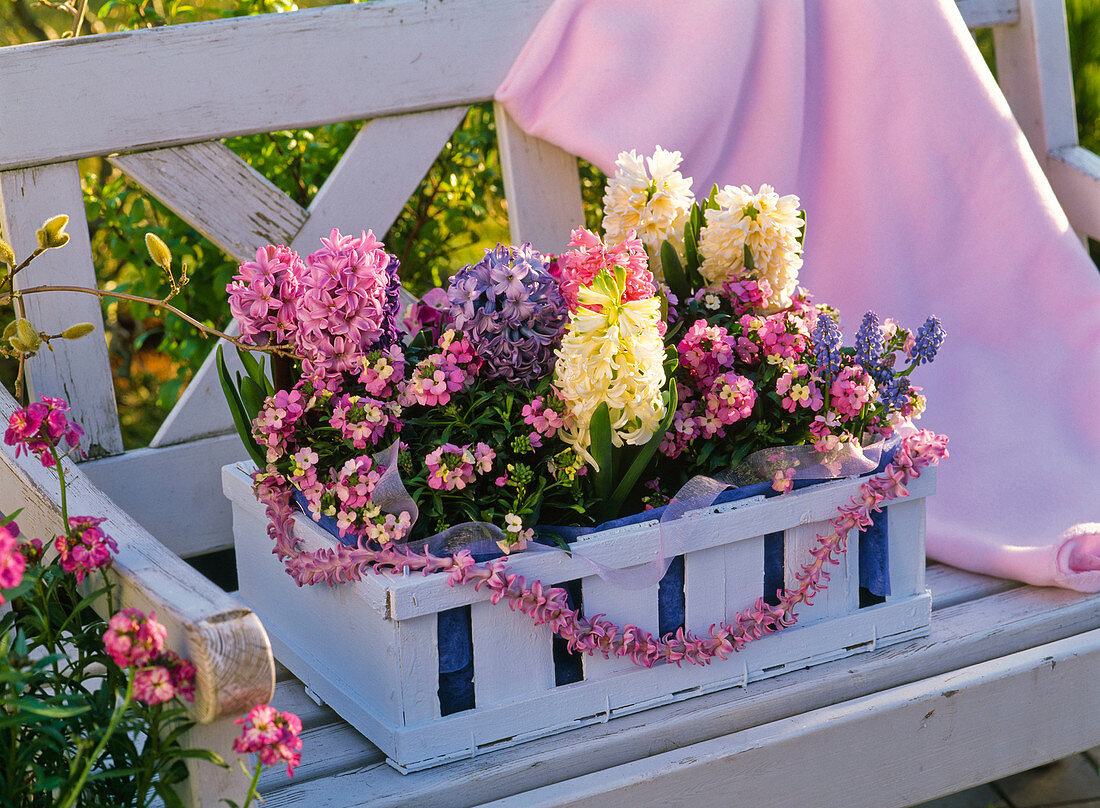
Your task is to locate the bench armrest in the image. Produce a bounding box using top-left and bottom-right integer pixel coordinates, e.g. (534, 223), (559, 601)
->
(0, 386), (273, 723)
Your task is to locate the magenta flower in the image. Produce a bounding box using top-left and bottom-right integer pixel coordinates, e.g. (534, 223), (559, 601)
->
(55, 515), (117, 583)
(0, 521), (26, 605)
(103, 608), (168, 669)
(554, 228), (655, 313)
(233, 704), (304, 778)
(133, 666), (175, 705)
(4, 396), (83, 465)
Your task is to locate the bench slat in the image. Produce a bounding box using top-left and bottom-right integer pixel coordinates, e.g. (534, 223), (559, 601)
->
(111, 142), (308, 262)
(0, 162), (124, 457)
(0, 0), (553, 172)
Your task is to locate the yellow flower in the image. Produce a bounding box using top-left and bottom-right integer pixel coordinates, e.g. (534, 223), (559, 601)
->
(698, 184), (804, 312)
(553, 268), (667, 468)
(602, 147), (695, 280)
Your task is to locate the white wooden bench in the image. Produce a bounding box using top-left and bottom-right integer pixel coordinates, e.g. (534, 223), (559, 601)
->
(1, 1), (1098, 805)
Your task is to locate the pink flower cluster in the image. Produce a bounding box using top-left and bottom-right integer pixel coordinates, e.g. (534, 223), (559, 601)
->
(775, 363), (824, 413)
(4, 395), (84, 466)
(253, 387), (307, 463)
(227, 245), (304, 346)
(0, 521), (26, 605)
(330, 394), (400, 449)
(227, 229), (401, 388)
(829, 365), (875, 420)
(720, 278), (773, 315)
(102, 608), (196, 705)
(54, 515), (117, 583)
(425, 442), (495, 491)
(743, 311), (808, 362)
(522, 395), (566, 448)
(234, 704), (303, 778)
(399, 330), (480, 407)
(678, 321), (736, 385)
(552, 228), (655, 312)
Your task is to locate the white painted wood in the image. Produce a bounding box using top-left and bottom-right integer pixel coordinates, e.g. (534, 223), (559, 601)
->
(581, 573), (661, 679)
(486, 629), (1100, 808)
(683, 547), (726, 636)
(291, 106), (469, 252)
(149, 335), (246, 448)
(887, 498), (928, 599)
(395, 615), (441, 725)
(955, 0), (1020, 29)
(176, 718), (252, 808)
(925, 561), (1018, 610)
(495, 102), (585, 255)
(111, 142), (308, 262)
(1048, 144), (1100, 239)
(724, 534), (765, 620)
(993, 0), (1079, 161)
(257, 578), (1100, 807)
(0, 0), (554, 171)
(82, 432), (246, 557)
(0, 162), (124, 457)
(471, 600), (555, 707)
(783, 519), (857, 624)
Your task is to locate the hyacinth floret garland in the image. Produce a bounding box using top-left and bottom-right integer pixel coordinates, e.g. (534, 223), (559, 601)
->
(257, 430), (947, 667)
(446, 243), (568, 385)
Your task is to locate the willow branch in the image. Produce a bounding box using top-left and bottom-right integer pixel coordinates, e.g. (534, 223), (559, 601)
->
(13, 285), (294, 357)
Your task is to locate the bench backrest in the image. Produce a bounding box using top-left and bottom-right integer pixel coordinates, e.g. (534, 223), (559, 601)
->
(0, 0), (1091, 558)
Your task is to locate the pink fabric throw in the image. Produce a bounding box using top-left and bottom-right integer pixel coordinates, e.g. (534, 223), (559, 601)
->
(496, 0), (1100, 591)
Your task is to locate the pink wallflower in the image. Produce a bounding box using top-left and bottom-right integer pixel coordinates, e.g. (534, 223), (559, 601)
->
(4, 396), (83, 466)
(401, 287), (453, 342)
(554, 228), (655, 312)
(398, 331), (479, 407)
(424, 443), (477, 491)
(473, 443), (495, 474)
(755, 312), (808, 361)
(55, 515), (117, 583)
(103, 608), (168, 669)
(522, 396), (565, 438)
(226, 244), (305, 346)
(775, 364), (824, 413)
(700, 371), (757, 436)
(0, 521), (26, 604)
(133, 666), (175, 705)
(161, 649), (196, 702)
(358, 345), (406, 398)
(772, 467), (796, 493)
(678, 320), (736, 386)
(722, 278), (773, 315)
(830, 365), (875, 420)
(329, 394), (400, 449)
(234, 704), (303, 778)
(253, 386), (308, 463)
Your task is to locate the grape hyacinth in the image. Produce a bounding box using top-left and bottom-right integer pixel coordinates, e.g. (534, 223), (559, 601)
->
(911, 315), (946, 365)
(811, 311), (843, 383)
(854, 310), (883, 367)
(447, 244), (568, 385)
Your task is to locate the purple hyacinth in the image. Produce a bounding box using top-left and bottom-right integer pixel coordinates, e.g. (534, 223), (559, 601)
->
(911, 315), (945, 366)
(446, 243), (568, 384)
(811, 311), (843, 383)
(854, 310), (883, 368)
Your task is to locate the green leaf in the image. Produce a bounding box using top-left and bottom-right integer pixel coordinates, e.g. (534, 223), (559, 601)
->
(237, 347), (272, 396)
(216, 345), (266, 468)
(239, 375), (268, 423)
(588, 402), (614, 503)
(606, 383), (678, 519)
(796, 208), (807, 248)
(743, 244), (755, 272)
(660, 240), (689, 302)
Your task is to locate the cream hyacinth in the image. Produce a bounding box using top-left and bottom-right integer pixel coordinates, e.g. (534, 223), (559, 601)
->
(602, 147), (695, 278)
(698, 184), (804, 311)
(553, 267), (667, 468)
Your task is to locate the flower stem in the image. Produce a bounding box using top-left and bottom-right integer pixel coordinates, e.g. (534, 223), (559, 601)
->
(57, 671), (134, 808)
(240, 759), (264, 808)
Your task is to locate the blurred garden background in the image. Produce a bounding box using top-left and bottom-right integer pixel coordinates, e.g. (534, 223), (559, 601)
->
(1, 0), (1097, 448)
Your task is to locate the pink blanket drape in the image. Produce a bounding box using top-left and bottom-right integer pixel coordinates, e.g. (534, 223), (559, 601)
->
(496, 0), (1100, 591)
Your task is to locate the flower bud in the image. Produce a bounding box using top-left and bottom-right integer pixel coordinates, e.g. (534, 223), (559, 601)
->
(2, 321), (15, 341)
(8, 335), (29, 353)
(36, 215), (70, 249)
(0, 240), (14, 267)
(145, 233), (172, 270)
(15, 318), (40, 351)
(61, 322), (95, 340)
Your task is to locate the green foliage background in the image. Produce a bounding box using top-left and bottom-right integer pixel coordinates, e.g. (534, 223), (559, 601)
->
(0, 0), (1096, 448)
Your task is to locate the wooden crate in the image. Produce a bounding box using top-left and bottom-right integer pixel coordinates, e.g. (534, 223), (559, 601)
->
(224, 462), (934, 773)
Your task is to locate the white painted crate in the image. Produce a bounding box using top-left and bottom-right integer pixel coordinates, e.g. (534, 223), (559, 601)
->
(224, 462), (934, 773)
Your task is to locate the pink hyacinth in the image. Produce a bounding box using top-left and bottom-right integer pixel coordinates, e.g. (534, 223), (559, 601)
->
(103, 608), (167, 669)
(55, 515), (117, 583)
(234, 704), (304, 778)
(0, 521), (26, 605)
(554, 228), (655, 312)
(298, 229), (400, 384)
(227, 244), (305, 346)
